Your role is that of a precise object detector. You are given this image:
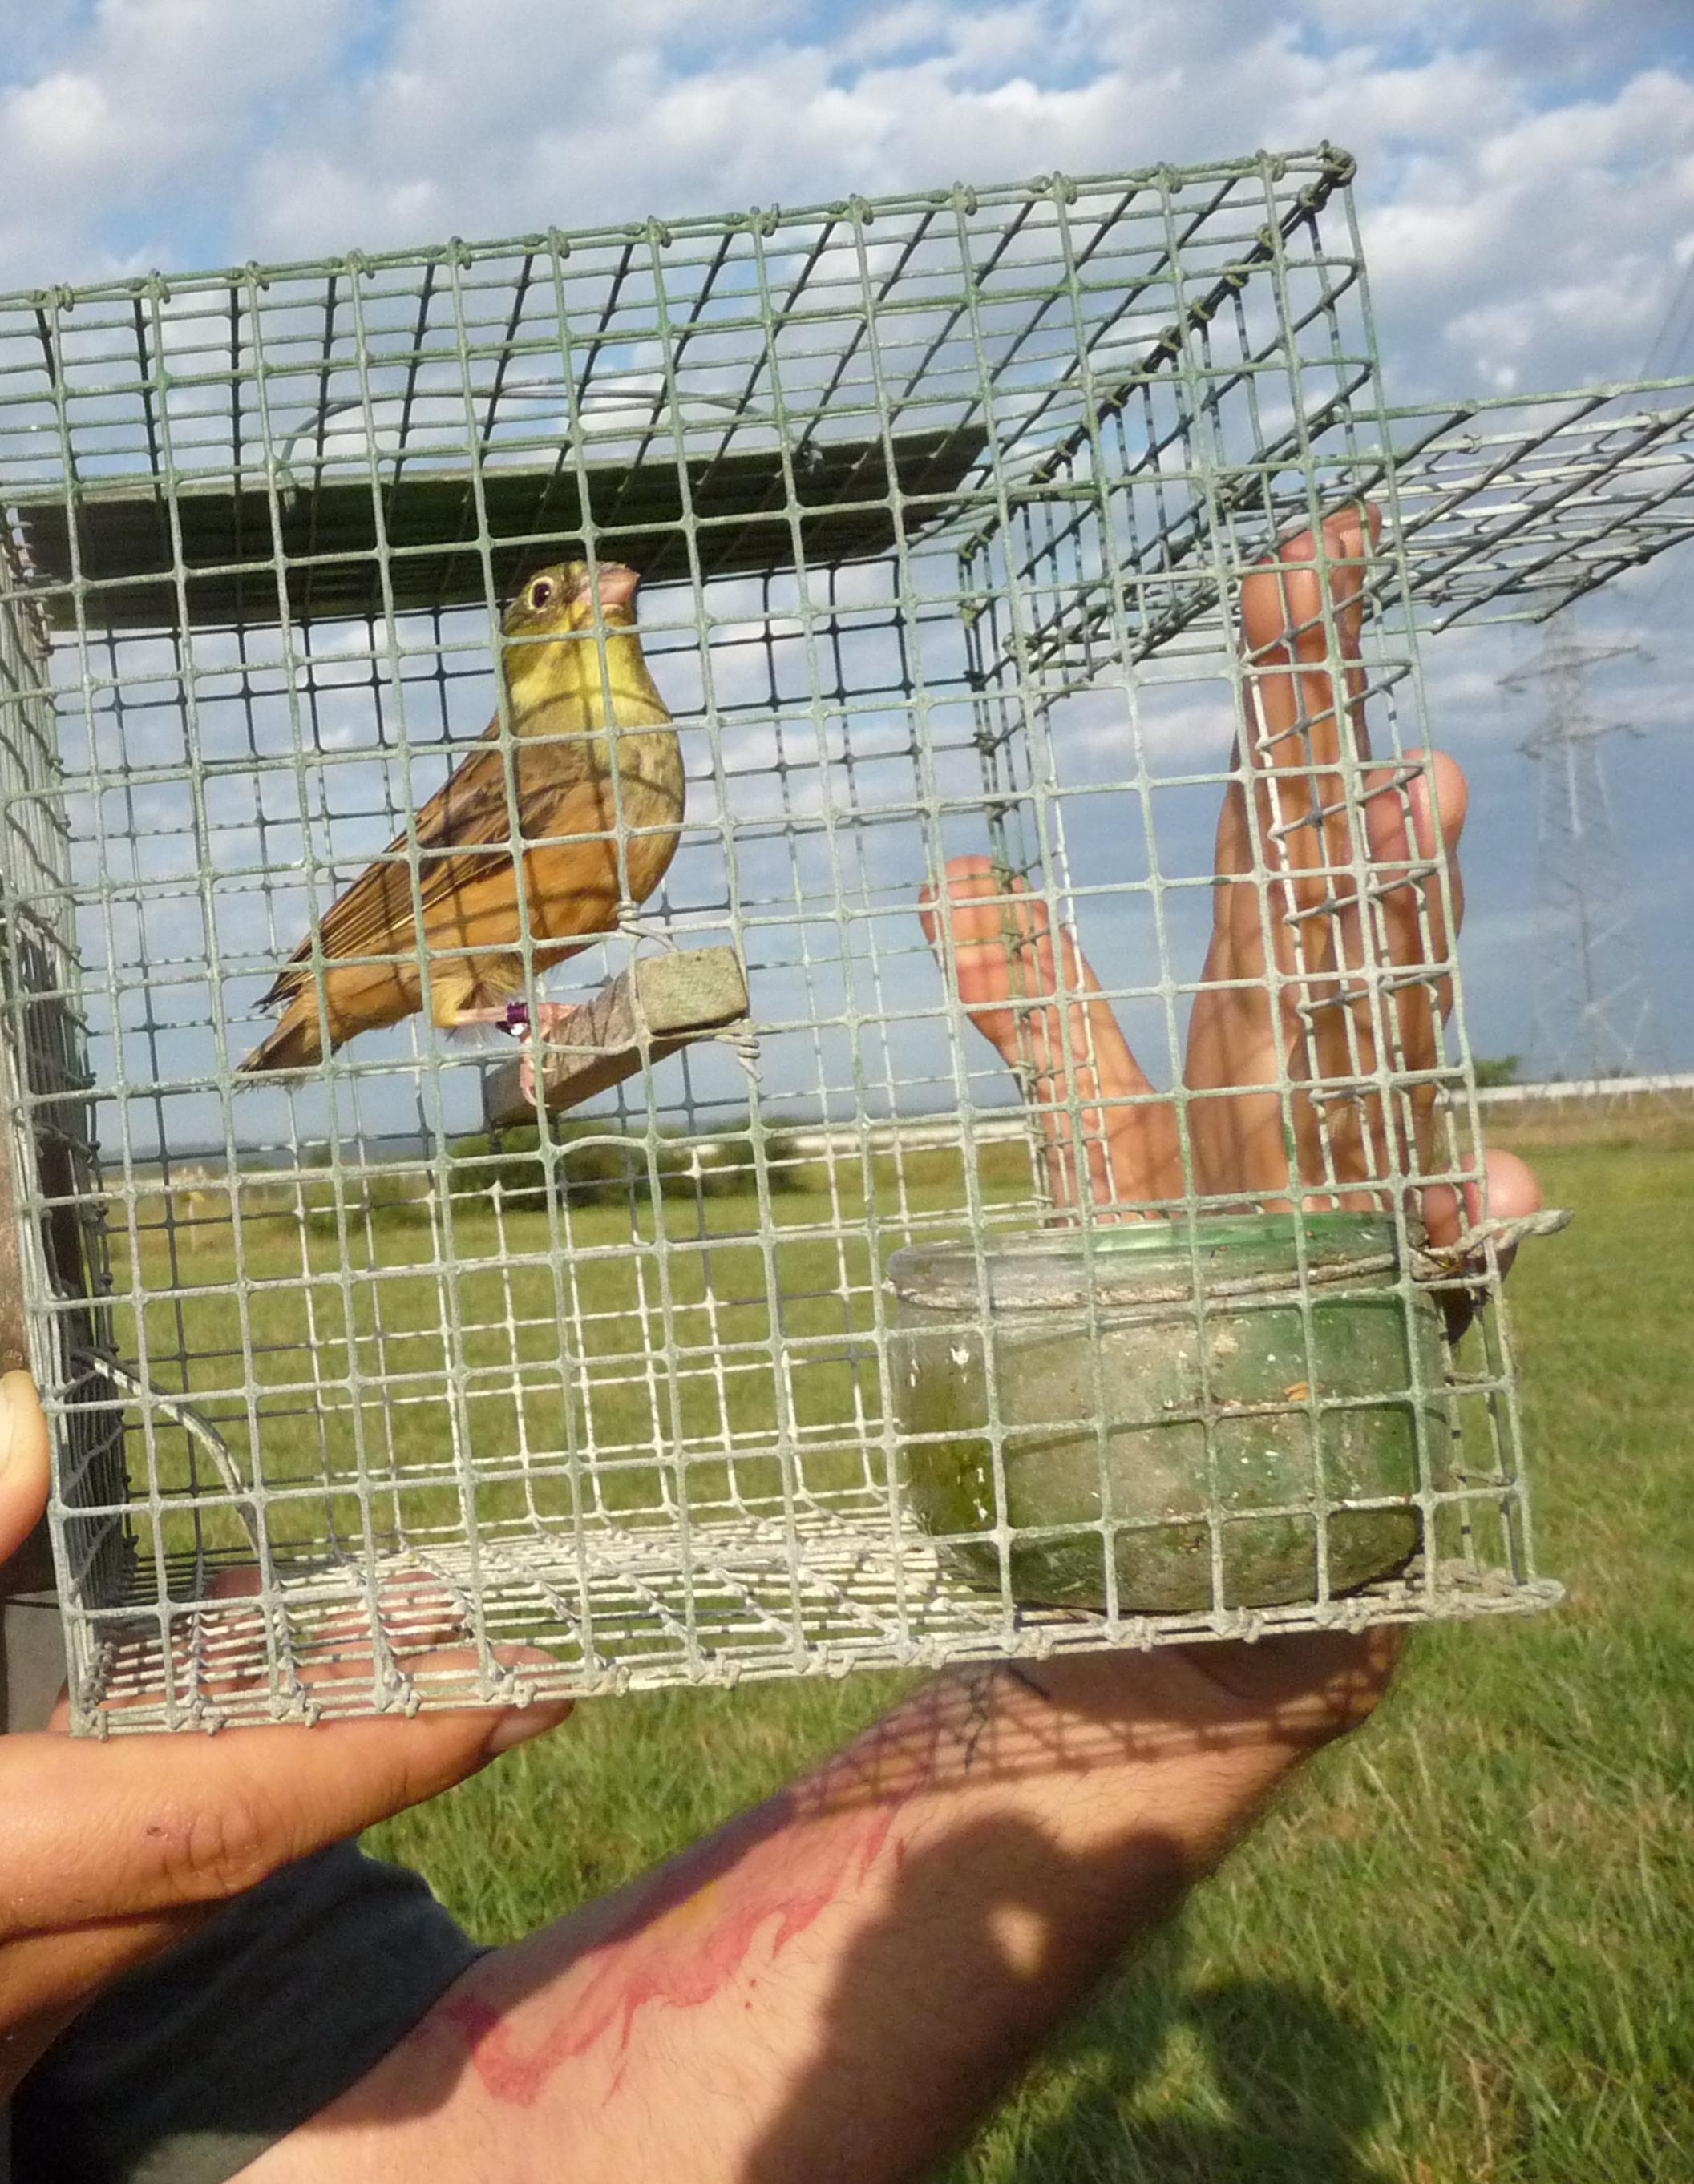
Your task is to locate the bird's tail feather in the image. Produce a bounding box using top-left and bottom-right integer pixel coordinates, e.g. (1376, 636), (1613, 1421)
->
(237, 1007), (325, 1076)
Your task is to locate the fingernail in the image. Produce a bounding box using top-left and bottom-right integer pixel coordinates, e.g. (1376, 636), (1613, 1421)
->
(486, 1700), (572, 1758)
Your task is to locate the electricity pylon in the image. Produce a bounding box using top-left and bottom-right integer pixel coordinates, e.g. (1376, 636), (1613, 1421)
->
(1502, 626), (1660, 1084)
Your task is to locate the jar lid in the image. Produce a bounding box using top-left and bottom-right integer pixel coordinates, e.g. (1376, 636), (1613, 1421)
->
(886, 1209), (1415, 1313)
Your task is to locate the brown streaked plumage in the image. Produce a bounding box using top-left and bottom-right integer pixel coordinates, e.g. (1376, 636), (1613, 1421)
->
(239, 561), (684, 1075)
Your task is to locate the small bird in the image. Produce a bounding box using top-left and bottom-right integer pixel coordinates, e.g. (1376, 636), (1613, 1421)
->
(239, 561), (684, 1082)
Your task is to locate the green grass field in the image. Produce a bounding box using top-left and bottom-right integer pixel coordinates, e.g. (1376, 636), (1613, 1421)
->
(113, 1140), (1039, 1566)
(348, 1128), (1693, 2182)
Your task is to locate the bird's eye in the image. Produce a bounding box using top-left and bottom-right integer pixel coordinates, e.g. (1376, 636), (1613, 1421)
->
(528, 579), (555, 611)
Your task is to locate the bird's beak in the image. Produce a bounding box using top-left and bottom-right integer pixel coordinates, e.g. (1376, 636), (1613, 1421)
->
(595, 563), (641, 612)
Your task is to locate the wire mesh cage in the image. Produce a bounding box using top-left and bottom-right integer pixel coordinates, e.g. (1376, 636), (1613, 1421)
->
(1387, 370), (1694, 628)
(0, 145), (1575, 1736)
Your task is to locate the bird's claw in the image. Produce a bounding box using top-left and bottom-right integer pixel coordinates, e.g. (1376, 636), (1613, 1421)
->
(508, 1003), (576, 1108)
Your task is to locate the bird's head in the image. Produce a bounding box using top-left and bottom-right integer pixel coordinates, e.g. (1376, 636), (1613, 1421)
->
(499, 560), (659, 717)
(504, 560), (641, 641)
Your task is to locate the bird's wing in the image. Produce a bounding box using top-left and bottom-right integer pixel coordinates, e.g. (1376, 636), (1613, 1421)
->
(260, 729), (588, 1007)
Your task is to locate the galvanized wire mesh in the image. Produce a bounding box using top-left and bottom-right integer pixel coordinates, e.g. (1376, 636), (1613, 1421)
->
(0, 147), (1591, 1735)
(1386, 373), (1694, 628)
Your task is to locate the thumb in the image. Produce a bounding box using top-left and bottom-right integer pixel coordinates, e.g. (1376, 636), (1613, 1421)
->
(2, 1694), (571, 1933)
(0, 1371), (51, 1566)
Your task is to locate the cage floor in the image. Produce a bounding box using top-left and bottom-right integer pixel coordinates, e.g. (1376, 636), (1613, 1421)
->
(78, 1490), (1563, 1734)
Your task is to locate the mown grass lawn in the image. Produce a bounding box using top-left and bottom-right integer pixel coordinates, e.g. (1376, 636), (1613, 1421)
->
(354, 1129), (1693, 2182)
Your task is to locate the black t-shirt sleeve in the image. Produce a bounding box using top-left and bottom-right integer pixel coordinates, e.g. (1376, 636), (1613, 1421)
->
(8, 1841), (484, 2184)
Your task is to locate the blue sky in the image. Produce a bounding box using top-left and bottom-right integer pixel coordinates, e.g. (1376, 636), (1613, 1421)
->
(2, 0), (1691, 1091)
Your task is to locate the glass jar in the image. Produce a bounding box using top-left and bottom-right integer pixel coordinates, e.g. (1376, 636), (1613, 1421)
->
(886, 1212), (1449, 1613)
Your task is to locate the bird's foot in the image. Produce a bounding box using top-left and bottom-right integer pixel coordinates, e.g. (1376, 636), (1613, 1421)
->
(510, 1003), (577, 1108)
(452, 1001), (573, 1036)
(452, 1002), (576, 1107)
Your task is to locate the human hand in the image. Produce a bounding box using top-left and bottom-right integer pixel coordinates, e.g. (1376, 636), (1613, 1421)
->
(0, 1371), (569, 2098)
(920, 507), (1542, 1734)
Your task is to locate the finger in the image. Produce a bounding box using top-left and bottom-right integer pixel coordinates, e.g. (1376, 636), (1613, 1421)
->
(1422, 1146), (1542, 1257)
(1178, 1619), (1405, 1728)
(1197, 507), (1459, 1206)
(1421, 1147), (1543, 1338)
(1361, 747), (1467, 986)
(1253, 512), (1381, 1132)
(1354, 749), (1470, 1180)
(1216, 509), (1381, 909)
(100, 1577), (556, 1728)
(50, 1621), (564, 1738)
(917, 858), (1107, 1072)
(1239, 504), (1380, 788)
(1188, 514), (1382, 1201)
(1229, 508), (1378, 914)
(0, 1693), (571, 1933)
(83, 1556), (473, 1721)
(0, 1373), (51, 1565)
(920, 857), (1180, 1207)
(1232, 506), (1378, 1033)
(920, 858), (1120, 1209)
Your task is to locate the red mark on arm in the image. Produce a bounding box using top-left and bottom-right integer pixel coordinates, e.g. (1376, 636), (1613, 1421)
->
(439, 1690), (962, 2104)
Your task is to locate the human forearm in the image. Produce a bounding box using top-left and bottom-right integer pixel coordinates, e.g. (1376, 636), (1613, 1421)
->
(254, 1637), (1392, 2184)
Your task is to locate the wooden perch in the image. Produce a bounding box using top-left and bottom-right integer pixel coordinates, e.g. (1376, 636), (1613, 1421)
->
(483, 947), (750, 1130)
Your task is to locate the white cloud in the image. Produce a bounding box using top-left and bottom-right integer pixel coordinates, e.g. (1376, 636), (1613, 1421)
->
(1360, 67), (1694, 394)
(0, 1), (1685, 415)
(183, 4), (1693, 425)
(0, 0), (366, 277)
(0, 0), (1687, 1065)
